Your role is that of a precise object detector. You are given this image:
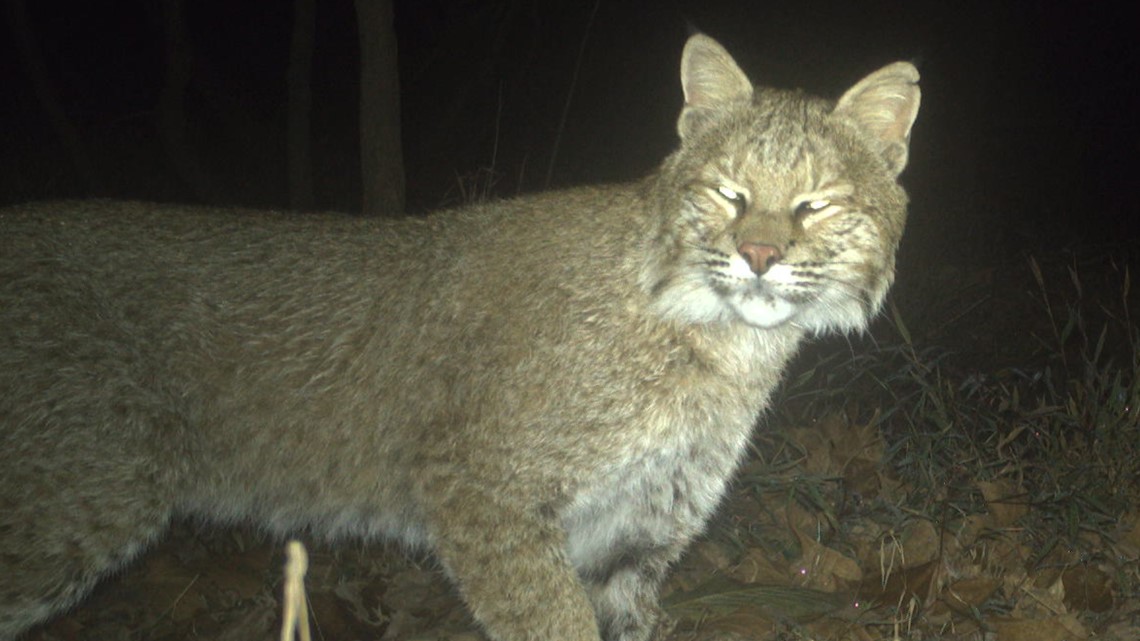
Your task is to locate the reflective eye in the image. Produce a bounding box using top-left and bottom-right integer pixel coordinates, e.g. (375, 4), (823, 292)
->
(795, 199), (830, 216)
(716, 186), (747, 214)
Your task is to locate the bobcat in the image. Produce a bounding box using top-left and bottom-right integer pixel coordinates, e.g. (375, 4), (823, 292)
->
(0, 34), (919, 641)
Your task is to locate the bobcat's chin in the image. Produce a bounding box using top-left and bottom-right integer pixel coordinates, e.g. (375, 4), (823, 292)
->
(727, 294), (798, 329)
(729, 289), (873, 334)
(724, 262), (884, 335)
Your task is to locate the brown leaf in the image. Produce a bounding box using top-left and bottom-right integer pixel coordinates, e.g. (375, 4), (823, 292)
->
(794, 534), (863, 590)
(729, 547), (793, 585)
(692, 539), (737, 572)
(1062, 565), (1115, 613)
(990, 614), (1088, 641)
(872, 519), (941, 573)
(696, 609), (776, 636)
(940, 576), (1001, 615)
(801, 615), (879, 641)
(858, 561), (936, 608)
(786, 425), (835, 476)
(976, 480), (1029, 527)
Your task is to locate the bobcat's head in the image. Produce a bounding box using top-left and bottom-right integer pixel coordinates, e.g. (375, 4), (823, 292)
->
(645, 35), (920, 335)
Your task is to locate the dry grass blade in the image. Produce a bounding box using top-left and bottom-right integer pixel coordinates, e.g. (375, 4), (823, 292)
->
(663, 576), (849, 623)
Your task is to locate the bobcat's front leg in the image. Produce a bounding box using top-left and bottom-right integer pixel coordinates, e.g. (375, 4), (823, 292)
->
(586, 563), (670, 641)
(425, 483), (602, 641)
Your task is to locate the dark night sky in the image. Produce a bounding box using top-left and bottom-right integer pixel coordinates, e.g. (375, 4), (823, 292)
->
(1, 0), (1137, 259)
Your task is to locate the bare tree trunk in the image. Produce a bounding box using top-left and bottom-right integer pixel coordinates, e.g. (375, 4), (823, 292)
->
(287, 0), (315, 211)
(354, 0), (404, 216)
(158, 0), (219, 202)
(4, 0), (95, 192)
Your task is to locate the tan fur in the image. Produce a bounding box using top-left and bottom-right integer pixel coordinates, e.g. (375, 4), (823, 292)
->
(0, 35), (919, 641)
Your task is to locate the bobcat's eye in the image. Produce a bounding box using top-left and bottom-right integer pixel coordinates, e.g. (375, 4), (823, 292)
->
(794, 199), (830, 217)
(716, 186), (747, 215)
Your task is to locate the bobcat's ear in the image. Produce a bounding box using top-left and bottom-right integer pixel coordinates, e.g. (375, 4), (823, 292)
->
(678, 34), (754, 140)
(833, 62), (921, 176)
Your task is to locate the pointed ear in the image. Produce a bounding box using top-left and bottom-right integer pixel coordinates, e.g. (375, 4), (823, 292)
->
(834, 62), (921, 176)
(677, 35), (754, 140)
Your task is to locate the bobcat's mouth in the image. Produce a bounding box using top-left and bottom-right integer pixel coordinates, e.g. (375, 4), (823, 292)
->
(759, 261), (890, 334)
(721, 264), (800, 328)
(721, 258), (878, 334)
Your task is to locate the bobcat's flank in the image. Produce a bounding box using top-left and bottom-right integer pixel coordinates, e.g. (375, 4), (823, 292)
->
(0, 34), (919, 641)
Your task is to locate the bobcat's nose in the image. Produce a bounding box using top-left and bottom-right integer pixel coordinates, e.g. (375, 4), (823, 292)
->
(738, 242), (782, 275)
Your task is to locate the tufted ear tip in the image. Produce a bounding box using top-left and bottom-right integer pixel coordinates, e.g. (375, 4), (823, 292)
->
(834, 62), (921, 175)
(677, 34), (754, 140)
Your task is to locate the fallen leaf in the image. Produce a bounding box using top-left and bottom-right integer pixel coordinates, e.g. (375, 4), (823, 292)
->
(858, 561), (936, 609)
(1062, 565), (1114, 613)
(940, 576), (1001, 615)
(976, 480), (1029, 527)
(729, 547), (792, 585)
(990, 613), (1088, 641)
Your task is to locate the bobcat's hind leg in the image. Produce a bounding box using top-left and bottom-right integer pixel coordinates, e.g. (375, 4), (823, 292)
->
(0, 459), (173, 639)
